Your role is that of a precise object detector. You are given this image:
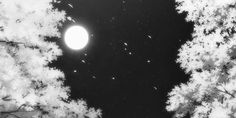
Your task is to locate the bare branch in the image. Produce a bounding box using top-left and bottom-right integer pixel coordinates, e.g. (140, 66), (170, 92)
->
(0, 104), (26, 115)
(216, 87), (235, 98)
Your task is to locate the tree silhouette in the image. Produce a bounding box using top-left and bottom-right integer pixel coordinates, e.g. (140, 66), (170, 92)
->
(166, 0), (236, 118)
(0, 0), (101, 118)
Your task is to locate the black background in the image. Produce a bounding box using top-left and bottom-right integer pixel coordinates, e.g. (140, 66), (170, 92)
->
(52, 0), (193, 118)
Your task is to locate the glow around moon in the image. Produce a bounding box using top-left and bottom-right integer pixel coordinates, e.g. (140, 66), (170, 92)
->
(64, 25), (89, 50)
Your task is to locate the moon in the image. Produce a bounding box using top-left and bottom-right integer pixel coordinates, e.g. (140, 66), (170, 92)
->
(64, 25), (89, 50)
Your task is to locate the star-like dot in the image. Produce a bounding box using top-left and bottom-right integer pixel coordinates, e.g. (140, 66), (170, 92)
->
(92, 76), (96, 79)
(147, 35), (152, 39)
(122, 0), (126, 4)
(81, 60), (86, 63)
(153, 86), (157, 90)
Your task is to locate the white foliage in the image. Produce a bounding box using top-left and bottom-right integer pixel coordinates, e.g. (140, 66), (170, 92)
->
(167, 0), (236, 118)
(0, 0), (101, 118)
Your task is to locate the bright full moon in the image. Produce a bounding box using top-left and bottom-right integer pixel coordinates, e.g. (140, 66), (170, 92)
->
(64, 25), (89, 50)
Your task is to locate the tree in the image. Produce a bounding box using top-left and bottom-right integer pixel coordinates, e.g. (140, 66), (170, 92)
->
(166, 0), (236, 118)
(0, 0), (101, 118)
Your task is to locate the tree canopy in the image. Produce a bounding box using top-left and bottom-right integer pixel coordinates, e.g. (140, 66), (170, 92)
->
(166, 0), (236, 118)
(0, 0), (101, 118)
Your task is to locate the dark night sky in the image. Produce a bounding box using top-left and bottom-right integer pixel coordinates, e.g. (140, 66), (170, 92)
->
(52, 0), (193, 118)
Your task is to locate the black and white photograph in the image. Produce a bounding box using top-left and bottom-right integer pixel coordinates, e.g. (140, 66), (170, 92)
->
(0, 0), (235, 118)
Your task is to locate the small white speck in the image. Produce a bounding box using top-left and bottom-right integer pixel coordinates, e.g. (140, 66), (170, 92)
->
(122, 0), (126, 4)
(154, 86), (157, 90)
(92, 76), (96, 79)
(112, 77), (116, 80)
(147, 35), (152, 39)
(81, 60), (86, 63)
(68, 4), (73, 8)
(84, 53), (87, 56)
(73, 70), (77, 73)
(147, 60), (151, 63)
(54, 1), (61, 3)
(67, 16), (72, 21)
(128, 52), (132, 55)
(124, 48), (127, 51)
(111, 17), (116, 21)
(67, 16), (75, 22)
(124, 42), (128, 46)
